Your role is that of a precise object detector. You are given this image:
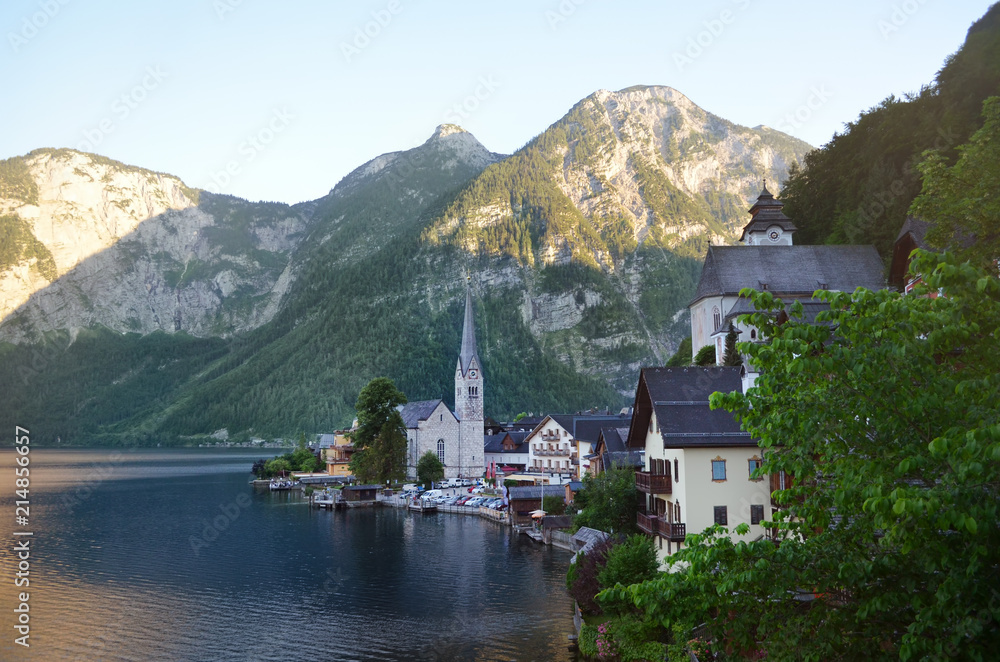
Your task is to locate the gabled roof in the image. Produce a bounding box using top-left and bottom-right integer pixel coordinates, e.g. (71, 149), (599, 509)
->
(626, 367), (752, 449)
(399, 400), (451, 428)
(528, 414), (633, 444)
(317, 433), (337, 448)
(691, 245), (886, 306)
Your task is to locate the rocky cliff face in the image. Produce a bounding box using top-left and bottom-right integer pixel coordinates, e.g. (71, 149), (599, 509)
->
(0, 149), (311, 342)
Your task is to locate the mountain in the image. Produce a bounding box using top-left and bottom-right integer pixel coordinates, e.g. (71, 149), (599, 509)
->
(0, 148), (311, 342)
(0, 87), (812, 445)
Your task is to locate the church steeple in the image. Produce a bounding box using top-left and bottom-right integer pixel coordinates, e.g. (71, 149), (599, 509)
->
(740, 182), (797, 245)
(458, 285), (480, 377)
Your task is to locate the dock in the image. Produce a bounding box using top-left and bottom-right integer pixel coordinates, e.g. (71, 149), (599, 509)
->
(407, 499), (438, 513)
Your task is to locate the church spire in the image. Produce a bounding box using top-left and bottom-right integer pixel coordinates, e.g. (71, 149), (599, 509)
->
(459, 283), (480, 375)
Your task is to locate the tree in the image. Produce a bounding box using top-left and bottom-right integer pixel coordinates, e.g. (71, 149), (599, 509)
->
(598, 534), (659, 594)
(692, 344), (715, 366)
(604, 252), (1000, 660)
(349, 377), (408, 485)
(721, 322), (742, 366)
(541, 494), (566, 516)
(665, 336), (692, 366)
(911, 96), (1000, 268)
(416, 450), (444, 487)
(573, 464), (640, 535)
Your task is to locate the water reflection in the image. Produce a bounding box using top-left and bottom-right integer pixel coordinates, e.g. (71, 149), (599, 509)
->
(0, 449), (577, 661)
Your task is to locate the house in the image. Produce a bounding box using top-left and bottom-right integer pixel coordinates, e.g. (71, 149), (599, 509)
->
(523, 412), (633, 481)
(399, 286), (485, 481)
(589, 427), (643, 475)
(626, 366), (767, 562)
(690, 185), (886, 364)
(320, 431), (355, 478)
(484, 430), (529, 475)
(564, 481), (583, 506)
(507, 485), (567, 527)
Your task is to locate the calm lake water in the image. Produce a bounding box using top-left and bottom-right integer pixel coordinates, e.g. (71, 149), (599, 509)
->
(0, 448), (577, 661)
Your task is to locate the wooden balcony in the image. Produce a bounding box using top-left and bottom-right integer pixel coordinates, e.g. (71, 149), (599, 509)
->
(637, 512), (659, 536)
(635, 471), (672, 495)
(636, 513), (687, 542)
(660, 521), (686, 542)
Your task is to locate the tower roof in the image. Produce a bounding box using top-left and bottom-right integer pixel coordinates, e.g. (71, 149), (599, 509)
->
(740, 184), (797, 241)
(459, 286), (480, 374)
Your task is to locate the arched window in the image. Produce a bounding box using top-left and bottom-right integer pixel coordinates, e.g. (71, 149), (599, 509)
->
(750, 329), (757, 340)
(712, 306), (721, 331)
(437, 439), (445, 464)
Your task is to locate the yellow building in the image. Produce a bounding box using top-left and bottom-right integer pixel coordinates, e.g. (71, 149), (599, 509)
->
(319, 431), (355, 478)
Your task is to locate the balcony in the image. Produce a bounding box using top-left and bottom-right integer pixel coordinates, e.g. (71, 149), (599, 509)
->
(636, 513), (686, 542)
(635, 471), (672, 495)
(660, 521), (686, 542)
(534, 448), (570, 457)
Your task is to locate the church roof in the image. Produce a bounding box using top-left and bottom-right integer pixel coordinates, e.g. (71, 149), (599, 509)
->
(399, 400), (448, 428)
(739, 185), (797, 241)
(691, 245), (886, 305)
(459, 287), (481, 375)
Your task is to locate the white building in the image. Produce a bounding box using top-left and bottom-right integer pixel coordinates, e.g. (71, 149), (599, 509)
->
(689, 185), (885, 365)
(626, 367), (769, 562)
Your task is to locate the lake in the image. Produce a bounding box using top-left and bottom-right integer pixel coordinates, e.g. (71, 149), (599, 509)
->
(0, 448), (578, 661)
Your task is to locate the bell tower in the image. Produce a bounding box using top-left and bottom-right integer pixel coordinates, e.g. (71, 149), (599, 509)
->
(455, 283), (484, 478)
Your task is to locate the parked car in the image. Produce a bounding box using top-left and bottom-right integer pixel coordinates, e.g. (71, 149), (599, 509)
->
(465, 497), (485, 507)
(455, 496), (471, 505)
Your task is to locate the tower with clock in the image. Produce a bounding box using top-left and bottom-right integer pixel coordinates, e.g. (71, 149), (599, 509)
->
(738, 182), (797, 246)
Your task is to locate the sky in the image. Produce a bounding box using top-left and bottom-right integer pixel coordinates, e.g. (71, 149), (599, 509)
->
(1, 0), (995, 204)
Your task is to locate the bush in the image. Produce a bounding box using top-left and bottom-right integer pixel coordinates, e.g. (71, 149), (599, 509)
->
(598, 534), (659, 591)
(567, 537), (616, 615)
(693, 344), (716, 366)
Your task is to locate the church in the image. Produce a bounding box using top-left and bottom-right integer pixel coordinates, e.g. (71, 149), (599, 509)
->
(689, 184), (886, 365)
(399, 287), (485, 481)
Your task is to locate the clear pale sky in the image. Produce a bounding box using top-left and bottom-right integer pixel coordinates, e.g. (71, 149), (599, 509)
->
(1, 0), (994, 204)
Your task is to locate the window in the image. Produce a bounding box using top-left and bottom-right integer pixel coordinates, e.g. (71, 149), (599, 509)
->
(673, 458), (679, 483)
(750, 329), (757, 340)
(711, 458), (727, 481)
(748, 457), (763, 480)
(750, 504), (764, 525)
(437, 439), (445, 464)
(712, 306), (721, 331)
(714, 506), (727, 526)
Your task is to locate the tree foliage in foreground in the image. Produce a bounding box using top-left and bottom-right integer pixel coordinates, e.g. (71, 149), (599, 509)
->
(349, 377), (408, 485)
(603, 252), (1000, 661)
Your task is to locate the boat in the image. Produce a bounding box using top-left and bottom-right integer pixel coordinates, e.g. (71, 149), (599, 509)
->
(407, 497), (437, 513)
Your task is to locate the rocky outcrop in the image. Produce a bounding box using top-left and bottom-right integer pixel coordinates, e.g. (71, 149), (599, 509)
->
(0, 150), (309, 342)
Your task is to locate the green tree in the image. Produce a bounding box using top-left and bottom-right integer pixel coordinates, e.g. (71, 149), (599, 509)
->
(721, 323), (742, 366)
(665, 336), (692, 366)
(349, 377), (408, 485)
(541, 494), (566, 516)
(416, 450), (444, 487)
(605, 252), (1000, 660)
(573, 464), (640, 535)
(911, 96), (1000, 268)
(692, 344), (715, 366)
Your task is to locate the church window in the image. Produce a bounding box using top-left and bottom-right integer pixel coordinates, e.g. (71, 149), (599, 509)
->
(712, 306), (721, 330)
(437, 439), (445, 464)
(750, 329), (757, 340)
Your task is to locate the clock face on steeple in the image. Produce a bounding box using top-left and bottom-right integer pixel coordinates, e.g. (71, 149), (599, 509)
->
(768, 229), (781, 243)
(468, 369), (477, 379)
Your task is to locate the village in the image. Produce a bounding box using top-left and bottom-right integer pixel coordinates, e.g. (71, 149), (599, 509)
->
(263, 185), (921, 564)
